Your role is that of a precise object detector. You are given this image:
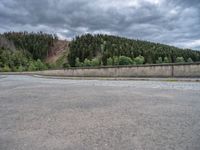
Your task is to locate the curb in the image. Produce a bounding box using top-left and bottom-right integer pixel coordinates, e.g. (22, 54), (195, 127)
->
(0, 75), (6, 79)
(32, 75), (200, 82)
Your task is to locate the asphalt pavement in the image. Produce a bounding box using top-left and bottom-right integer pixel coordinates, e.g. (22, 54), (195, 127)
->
(0, 75), (200, 150)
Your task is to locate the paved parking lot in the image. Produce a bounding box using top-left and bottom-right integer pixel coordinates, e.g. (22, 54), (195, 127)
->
(0, 75), (200, 150)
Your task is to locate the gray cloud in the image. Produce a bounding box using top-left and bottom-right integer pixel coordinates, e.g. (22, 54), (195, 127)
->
(0, 0), (200, 50)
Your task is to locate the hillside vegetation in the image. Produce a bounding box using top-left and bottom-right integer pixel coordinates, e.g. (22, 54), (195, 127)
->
(1, 32), (200, 72)
(68, 34), (200, 67)
(3, 32), (57, 60)
(0, 32), (68, 72)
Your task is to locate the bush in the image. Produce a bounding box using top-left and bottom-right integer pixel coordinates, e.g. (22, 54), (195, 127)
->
(164, 57), (170, 63)
(83, 58), (92, 67)
(119, 56), (133, 65)
(134, 55), (145, 64)
(46, 63), (57, 69)
(187, 58), (193, 63)
(156, 57), (163, 64)
(176, 57), (185, 63)
(146, 56), (153, 64)
(90, 58), (100, 67)
(75, 58), (81, 67)
(28, 61), (37, 71)
(11, 66), (17, 72)
(63, 63), (70, 68)
(34, 59), (47, 70)
(2, 65), (11, 72)
(113, 56), (119, 65)
(107, 57), (113, 66)
(17, 65), (25, 72)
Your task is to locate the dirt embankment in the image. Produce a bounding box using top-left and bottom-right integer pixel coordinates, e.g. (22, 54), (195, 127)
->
(45, 40), (69, 64)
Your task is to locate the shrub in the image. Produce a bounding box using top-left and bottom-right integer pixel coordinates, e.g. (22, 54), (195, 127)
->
(90, 58), (100, 67)
(28, 61), (37, 71)
(119, 56), (133, 65)
(17, 65), (25, 72)
(176, 57), (185, 63)
(46, 63), (56, 69)
(187, 58), (193, 63)
(63, 63), (70, 68)
(146, 56), (153, 64)
(134, 55), (145, 64)
(164, 57), (170, 63)
(34, 59), (47, 70)
(107, 57), (113, 66)
(11, 66), (17, 72)
(75, 58), (81, 67)
(156, 57), (163, 64)
(113, 56), (119, 65)
(83, 58), (92, 67)
(2, 65), (11, 72)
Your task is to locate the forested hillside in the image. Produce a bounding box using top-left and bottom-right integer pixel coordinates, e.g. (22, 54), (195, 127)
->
(68, 34), (200, 67)
(0, 32), (64, 72)
(3, 32), (58, 59)
(1, 32), (200, 72)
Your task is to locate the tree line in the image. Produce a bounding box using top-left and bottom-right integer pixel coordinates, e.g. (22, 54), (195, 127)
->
(0, 32), (58, 72)
(1, 32), (200, 71)
(0, 48), (48, 72)
(68, 34), (200, 67)
(2, 31), (58, 60)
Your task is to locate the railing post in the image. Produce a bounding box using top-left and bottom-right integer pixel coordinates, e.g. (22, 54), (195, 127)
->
(171, 65), (174, 77)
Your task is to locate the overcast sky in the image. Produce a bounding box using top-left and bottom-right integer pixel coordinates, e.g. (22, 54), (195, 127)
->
(0, 0), (200, 50)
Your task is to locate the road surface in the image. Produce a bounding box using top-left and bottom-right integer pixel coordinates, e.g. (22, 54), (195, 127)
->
(0, 75), (200, 150)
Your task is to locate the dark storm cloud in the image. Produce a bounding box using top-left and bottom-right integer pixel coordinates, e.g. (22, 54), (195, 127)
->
(0, 0), (200, 49)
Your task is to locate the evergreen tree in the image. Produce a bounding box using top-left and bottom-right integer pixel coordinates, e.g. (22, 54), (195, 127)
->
(68, 34), (200, 66)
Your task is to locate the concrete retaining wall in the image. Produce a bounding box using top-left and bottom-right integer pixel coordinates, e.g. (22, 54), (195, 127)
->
(37, 62), (200, 77)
